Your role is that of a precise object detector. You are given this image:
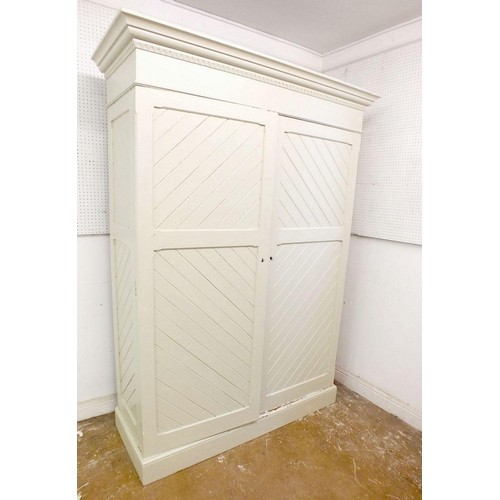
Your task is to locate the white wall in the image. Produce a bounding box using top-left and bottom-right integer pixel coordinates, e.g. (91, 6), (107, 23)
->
(77, 235), (117, 419)
(324, 24), (422, 430)
(336, 237), (422, 428)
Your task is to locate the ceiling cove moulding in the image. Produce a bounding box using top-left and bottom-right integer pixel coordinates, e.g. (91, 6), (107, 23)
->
(159, 0), (323, 56)
(168, 0), (421, 54)
(92, 9), (379, 108)
(89, 0), (322, 70)
(322, 17), (422, 73)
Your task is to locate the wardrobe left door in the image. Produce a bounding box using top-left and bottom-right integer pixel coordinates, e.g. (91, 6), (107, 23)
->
(133, 87), (278, 456)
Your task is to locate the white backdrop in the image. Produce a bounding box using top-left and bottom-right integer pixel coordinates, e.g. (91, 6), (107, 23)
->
(77, 1), (116, 235)
(327, 42), (422, 245)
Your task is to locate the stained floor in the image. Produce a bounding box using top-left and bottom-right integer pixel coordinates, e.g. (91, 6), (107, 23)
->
(77, 384), (422, 499)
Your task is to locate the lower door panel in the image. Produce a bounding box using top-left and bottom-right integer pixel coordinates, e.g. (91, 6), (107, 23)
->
(263, 241), (342, 409)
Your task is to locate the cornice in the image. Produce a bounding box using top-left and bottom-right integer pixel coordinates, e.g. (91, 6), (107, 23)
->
(105, 39), (366, 111)
(92, 9), (379, 108)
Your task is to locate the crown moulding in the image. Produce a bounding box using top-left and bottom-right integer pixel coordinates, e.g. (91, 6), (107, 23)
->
(92, 9), (380, 108)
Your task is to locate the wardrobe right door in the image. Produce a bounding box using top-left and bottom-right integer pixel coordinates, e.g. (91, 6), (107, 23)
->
(262, 116), (361, 411)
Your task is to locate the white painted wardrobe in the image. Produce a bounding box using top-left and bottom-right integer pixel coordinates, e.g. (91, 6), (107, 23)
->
(93, 9), (378, 484)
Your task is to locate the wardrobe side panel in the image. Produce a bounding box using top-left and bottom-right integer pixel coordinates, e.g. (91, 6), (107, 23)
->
(108, 91), (142, 446)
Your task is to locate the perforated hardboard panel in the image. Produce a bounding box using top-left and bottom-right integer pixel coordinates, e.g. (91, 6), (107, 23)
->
(326, 42), (422, 245)
(77, 1), (117, 235)
(79, 1), (421, 243)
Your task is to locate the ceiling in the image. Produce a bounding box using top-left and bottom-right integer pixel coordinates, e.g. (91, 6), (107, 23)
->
(173, 0), (421, 54)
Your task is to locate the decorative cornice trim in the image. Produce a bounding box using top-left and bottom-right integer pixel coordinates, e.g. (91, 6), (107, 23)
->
(93, 9), (379, 107)
(129, 40), (366, 110)
(322, 17), (422, 73)
(104, 39), (135, 79)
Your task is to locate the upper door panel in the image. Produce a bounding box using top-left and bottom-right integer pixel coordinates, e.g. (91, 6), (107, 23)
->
(277, 126), (352, 229)
(152, 107), (265, 231)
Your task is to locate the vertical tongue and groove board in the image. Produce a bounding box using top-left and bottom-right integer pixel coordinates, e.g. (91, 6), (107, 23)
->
(92, 8), (378, 485)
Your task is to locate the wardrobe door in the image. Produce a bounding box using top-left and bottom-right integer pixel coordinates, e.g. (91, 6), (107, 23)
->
(262, 116), (360, 411)
(136, 88), (277, 455)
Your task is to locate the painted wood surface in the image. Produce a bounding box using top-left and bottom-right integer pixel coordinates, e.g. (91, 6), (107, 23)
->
(262, 117), (359, 411)
(264, 241), (342, 397)
(114, 240), (139, 425)
(107, 88), (363, 474)
(95, 10), (375, 483)
(152, 108), (264, 231)
(116, 386), (337, 485)
(127, 89), (278, 455)
(107, 91), (143, 447)
(278, 134), (350, 229)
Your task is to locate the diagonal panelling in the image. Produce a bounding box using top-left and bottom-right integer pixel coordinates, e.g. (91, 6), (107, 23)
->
(114, 240), (140, 425)
(152, 108), (265, 230)
(266, 241), (342, 396)
(153, 246), (258, 433)
(278, 132), (351, 229)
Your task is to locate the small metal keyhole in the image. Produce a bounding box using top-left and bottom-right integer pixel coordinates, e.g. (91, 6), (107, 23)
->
(270, 256), (273, 260)
(261, 258), (264, 262)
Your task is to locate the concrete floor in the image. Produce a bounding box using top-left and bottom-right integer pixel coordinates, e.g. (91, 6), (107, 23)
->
(77, 384), (422, 499)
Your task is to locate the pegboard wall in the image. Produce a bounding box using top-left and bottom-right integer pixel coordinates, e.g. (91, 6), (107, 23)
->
(326, 42), (422, 245)
(77, 0), (117, 235)
(78, 1), (421, 243)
